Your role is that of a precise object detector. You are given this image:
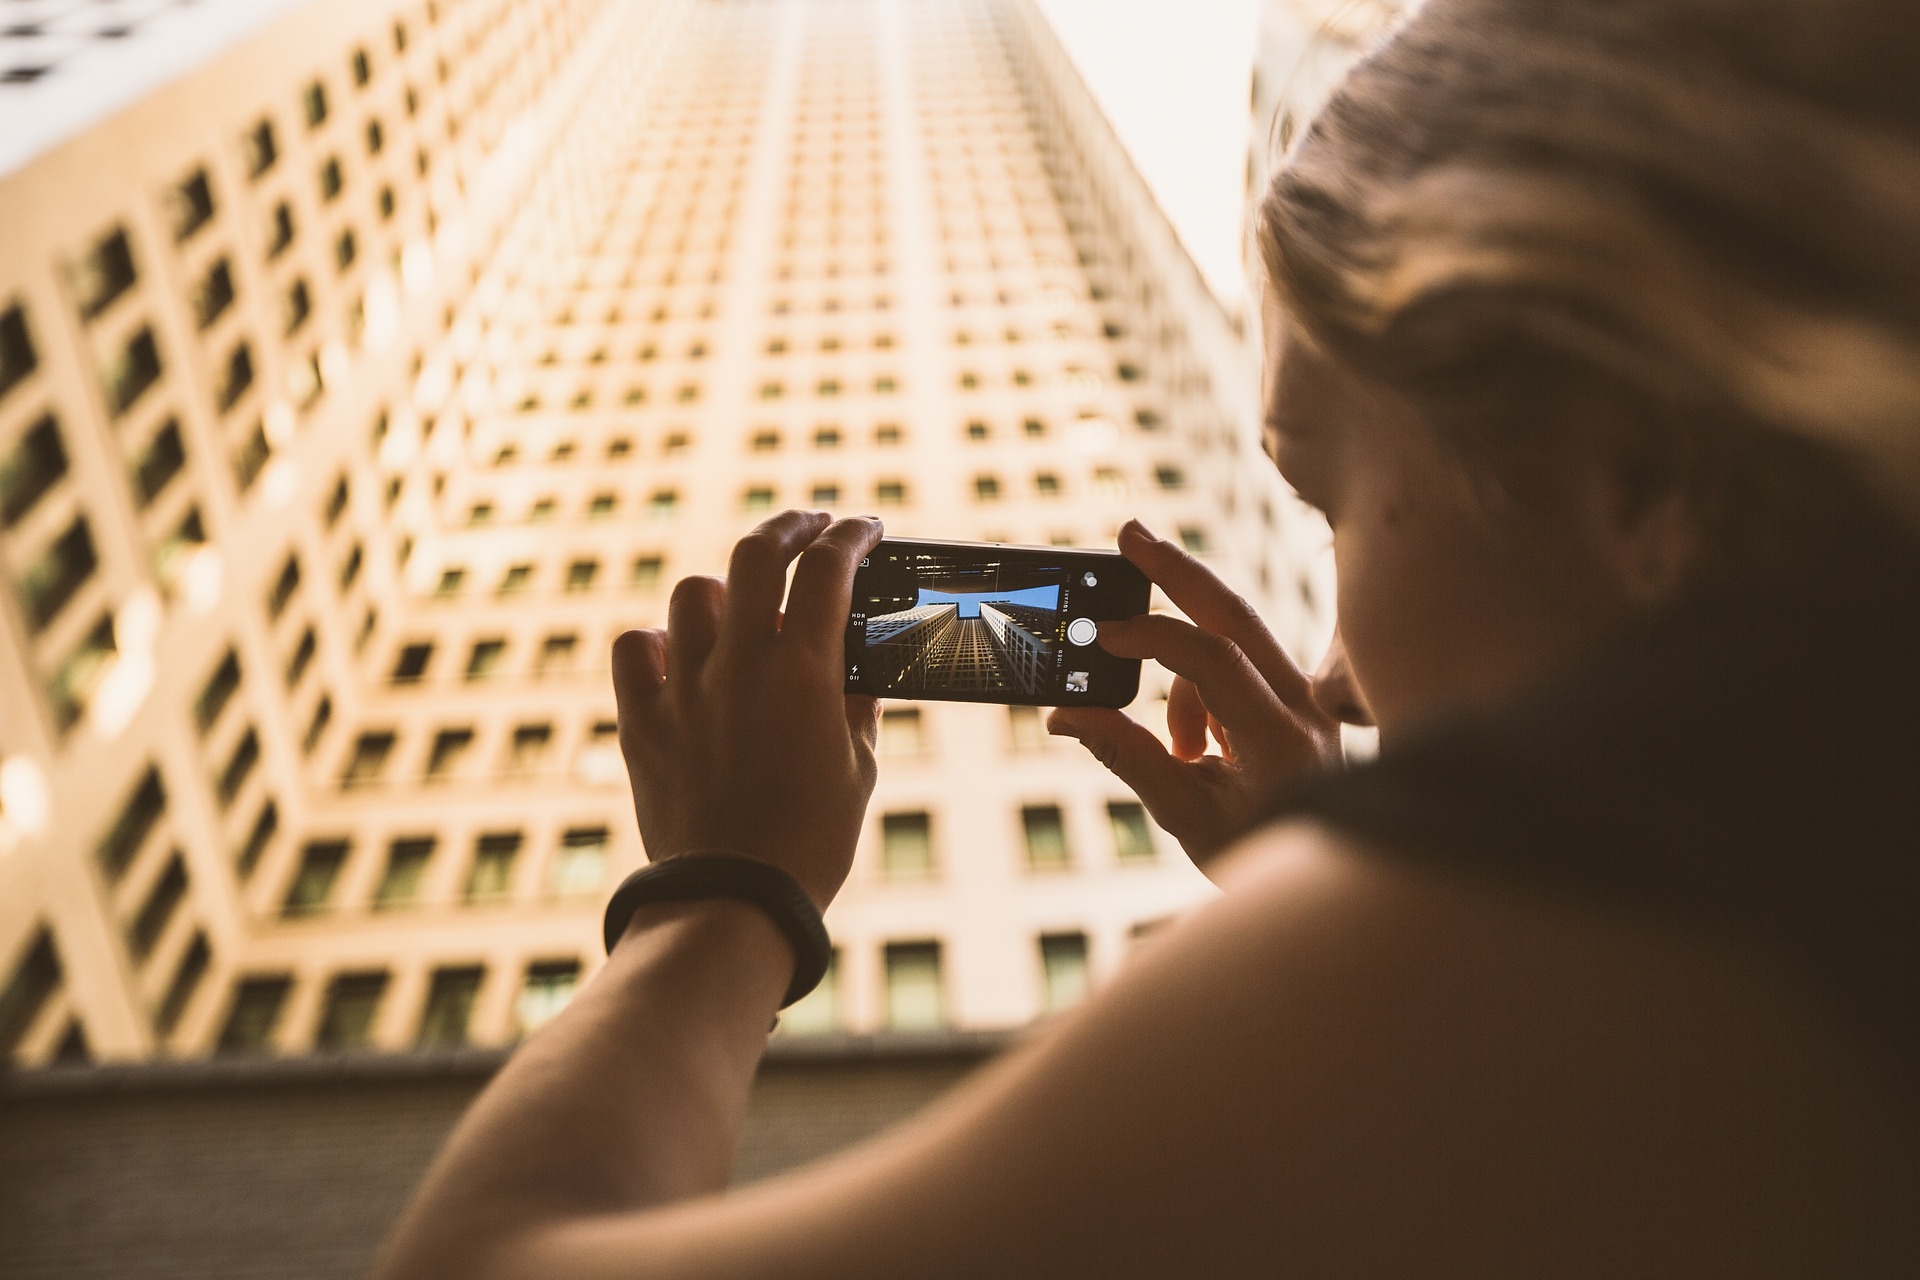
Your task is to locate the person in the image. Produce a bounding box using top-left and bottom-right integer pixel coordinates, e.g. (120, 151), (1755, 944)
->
(373, 0), (1920, 1274)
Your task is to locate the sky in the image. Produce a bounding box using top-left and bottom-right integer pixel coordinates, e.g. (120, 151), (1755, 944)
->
(917, 585), (1062, 619)
(1038, 0), (1262, 312)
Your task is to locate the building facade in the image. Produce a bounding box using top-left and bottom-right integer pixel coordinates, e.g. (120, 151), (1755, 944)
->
(0, 0), (1330, 1068)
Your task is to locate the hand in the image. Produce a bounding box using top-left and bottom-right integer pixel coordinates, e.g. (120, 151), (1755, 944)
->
(611, 511), (885, 911)
(1048, 520), (1341, 871)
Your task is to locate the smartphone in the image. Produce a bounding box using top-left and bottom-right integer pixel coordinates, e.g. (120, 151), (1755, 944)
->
(844, 538), (1150, 708)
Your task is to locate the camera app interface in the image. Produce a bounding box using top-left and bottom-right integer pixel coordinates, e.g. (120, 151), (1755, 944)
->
(844, 541), (1147, 706)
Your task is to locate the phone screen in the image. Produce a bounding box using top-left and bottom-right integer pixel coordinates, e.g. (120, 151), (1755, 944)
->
(844, 539), (1150, 707)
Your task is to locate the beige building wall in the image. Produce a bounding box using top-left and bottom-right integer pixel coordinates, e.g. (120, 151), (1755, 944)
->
(0, 0), (1330, 1067)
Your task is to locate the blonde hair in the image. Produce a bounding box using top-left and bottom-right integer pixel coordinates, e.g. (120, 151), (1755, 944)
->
(1260, 0), (1920, 524)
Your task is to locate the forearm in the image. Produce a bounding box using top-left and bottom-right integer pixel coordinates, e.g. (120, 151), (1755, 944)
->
(373, 900), (791, 1280)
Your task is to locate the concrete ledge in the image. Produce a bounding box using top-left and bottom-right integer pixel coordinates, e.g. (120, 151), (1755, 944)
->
(0, 1028), (1020, 1099)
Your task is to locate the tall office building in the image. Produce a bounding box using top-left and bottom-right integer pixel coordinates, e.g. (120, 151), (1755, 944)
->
(0, 0), (1329, 1067)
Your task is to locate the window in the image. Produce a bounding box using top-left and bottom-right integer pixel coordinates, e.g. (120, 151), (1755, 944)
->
(527, 496), (555, 522)
(879, 708), (926, 759)
(192, 258), (236, 330)
(215, 343), (255, 413)
(337, 542), (363, 591)
(874, 478), (908, 505)
(169, 169), (217, 242)
(193, 649), (242, 735)
(103, 327), (163, 417)
(417, 966), (483, 1047)
(587, 493), (617, 520)
(424, 728), (473, 781)
(1022, 804), (1070, 871)
(466, 832), (521, 901)
(1092, 467), (1128, 498)
(575, 721), (622, 786)
(549, 827), (609, 899)
(97, 767), (165, 883)
(282, 840), (348, 916)
(515, 960), (581, 1035)
(647, 489), (679, 518)
(127, 854), (189, 962)
(810, 482), (841, 505)
(391, 641), (434, 683)
(507, 724), (552, 774)
(564, 559), (600, 592)
(0, 304), (36, 402)
(778, 949), (839, 1036)
(283, 278), (312, 334)
(49, 615), (116, 732)
(965, 420), (990, 442)
(373, 837), (434, 909)
(813, 426), (841, 449)
(537, 633), (577, 675)
(315, 971), (388, 1050)
(266, 203), (296, 258)
(434, 567), (466, 598)
(1178, 526), (1211, 554)
(742, 486), (775, 513)
(0, 928), (62, 1058)
(1034, 471), (1062, 498)
(630, 555), (665, 590)
(1108, 801), (1155, 861)
(497, 564), (532, 596)
(266, 553), (301, 620)
(154, 932), (210, 1039)
(68, 228), (137, 320)
(243, 119), (278, 178)
(1, 414), (67, 527)
(881, 811), (934, 878)
(304, 695), (333, 755)
(466, 639), (506, 680)
(874, 423), (903, 446)
(884, 941), (944, 1031)
(335, 228), (358, 272)
(303, 80), (329, 128)
(234, 800), (277, 881)
(972, 474), (1001, 502)
(341, 731), (395, 788)
(1154, 464), (1186, 491)
(132, 419), (186, 507)
(20, 517), (98, 633)
(750, 429), (781, 452)
(216, 975), (292, 1054)
(1039, 933), (1091, 1012)
(1007, 705), (1049, 753)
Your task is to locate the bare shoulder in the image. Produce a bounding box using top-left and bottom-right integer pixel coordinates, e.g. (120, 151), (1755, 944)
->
(533, 824), (1917, 1280)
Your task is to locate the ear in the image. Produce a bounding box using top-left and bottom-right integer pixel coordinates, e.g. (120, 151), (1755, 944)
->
(1581, 415), (1712, 607)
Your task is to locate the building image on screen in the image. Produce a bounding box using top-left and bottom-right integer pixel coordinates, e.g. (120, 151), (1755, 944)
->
(863, 558), (1064, 696)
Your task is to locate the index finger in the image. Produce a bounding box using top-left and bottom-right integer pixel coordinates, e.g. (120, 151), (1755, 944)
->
(782, 516), (885, 653)
(1117, 520), (1313, 706)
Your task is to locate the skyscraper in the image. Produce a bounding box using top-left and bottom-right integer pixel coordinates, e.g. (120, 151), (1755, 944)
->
(0, 0), (1328, 1067)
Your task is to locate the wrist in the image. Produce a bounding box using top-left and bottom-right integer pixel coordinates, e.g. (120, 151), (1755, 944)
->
(611, 898), (792, 1013)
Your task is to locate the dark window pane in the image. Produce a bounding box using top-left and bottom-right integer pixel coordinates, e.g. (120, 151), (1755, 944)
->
(0, 303), (36, 402)
(1022, 805), (1070, 870)
(286, 626), (316, 687)
(315, 971), (387, 1050)
(193, 649), (241, 735)
(192, 258), (235, 330)
(391, 641), (433, 682)
(1, 413), (68, 526)
(303, 81), (329, 128)
(881, 811), (933, 878)
(131, 418), (186, 507)
(465, 831), (522, 901)
(49, 615), (116, 732)
(417, 966), (483, 1047)
(68, 228), (138, 321)
(267, 203), (295, 258)
(337, 542), (363, 590)
(265, 553), (300, 620)
(216, 342), (254, 412)
(424, 728), (473, 779)
(232, 422), (272, 492)
(243, 119), (278, 178)
(127, 853), (188, 962)
(104, 326), (163, 417)
(216, 728), (260, 808)
(515, 959), (580, 1034)
(334, 228), (357, 272)
(0, 927), (62, 1058)
(374, 837), (434, 908)
(341, 731), (394, 788)
(283, 841), (348, 915)
(234, 800), (278, 880)
(216, 975), (291, 1054)
(323, 474), (349, 526)
(154, 931), (210, 1037)
(1108, 801), (1155, 861)
(883, 941), (944, 1030)
(168, 169), (216, 243)
(19, 516), (98, 632)
(319, 156), (343, 202)
(304, 695), (334, 755)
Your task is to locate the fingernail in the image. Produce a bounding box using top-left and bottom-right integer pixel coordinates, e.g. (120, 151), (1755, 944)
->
(1124, 519), (1162, 543)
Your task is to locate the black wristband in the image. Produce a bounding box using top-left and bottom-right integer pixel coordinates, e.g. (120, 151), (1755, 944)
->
(602, 855), (831, 1009)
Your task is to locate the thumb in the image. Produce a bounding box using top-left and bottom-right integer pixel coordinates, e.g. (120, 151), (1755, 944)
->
(1047, 707), (1196, 827)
